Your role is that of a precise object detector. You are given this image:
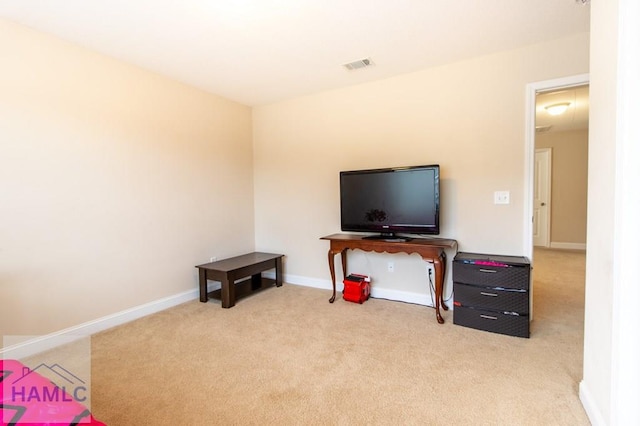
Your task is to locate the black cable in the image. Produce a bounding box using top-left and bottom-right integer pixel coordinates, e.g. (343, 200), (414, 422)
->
(428, 265), (454, 304)
(428, 268), (436, 306)
(368, 296), (438, 310)
(367, 260), (454, 309)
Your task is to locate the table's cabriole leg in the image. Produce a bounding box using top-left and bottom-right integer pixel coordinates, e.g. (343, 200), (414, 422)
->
(433, 252), (445, 324)
(340, 249), (348, 281)
(439, 251), (448, 311)
(328, 250), (337, 303)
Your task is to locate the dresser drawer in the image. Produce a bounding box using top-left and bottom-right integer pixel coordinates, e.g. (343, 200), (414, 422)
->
(453, 305), (529, 338)
(454, 282), (529, 314)
(452, 262), (530, 290)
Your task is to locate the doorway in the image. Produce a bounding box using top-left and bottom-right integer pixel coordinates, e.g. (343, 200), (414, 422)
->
(524, 74), (589, 330)
(524, 74), (590, 258)
(533, 84), (589, 250)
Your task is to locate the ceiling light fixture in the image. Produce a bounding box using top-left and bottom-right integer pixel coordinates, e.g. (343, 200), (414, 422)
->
(545, 102), (571, 116)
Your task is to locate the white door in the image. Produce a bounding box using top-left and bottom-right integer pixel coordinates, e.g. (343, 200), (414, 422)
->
(533, 148), (551, 247)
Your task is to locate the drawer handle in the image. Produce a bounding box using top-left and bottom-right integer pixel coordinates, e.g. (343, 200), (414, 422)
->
(479, 269), (497, 273)
(480, 314), (498, 320)
(480, 292), (498, 297)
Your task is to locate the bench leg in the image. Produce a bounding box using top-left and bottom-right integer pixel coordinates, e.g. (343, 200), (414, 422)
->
(221, 275), (235, 308)
(199, 268), (208, 303)
(251, 273), (262, 290)
(275, 257), (283, 287)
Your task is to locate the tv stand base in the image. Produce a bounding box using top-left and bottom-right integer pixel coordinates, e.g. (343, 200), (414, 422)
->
(363, 234), (413, 243)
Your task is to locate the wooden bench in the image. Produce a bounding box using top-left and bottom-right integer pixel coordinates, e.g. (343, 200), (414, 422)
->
(196, 252), (284, 308)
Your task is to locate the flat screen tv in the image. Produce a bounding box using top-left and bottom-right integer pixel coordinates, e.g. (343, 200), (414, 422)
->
(340, 164), (440, 240)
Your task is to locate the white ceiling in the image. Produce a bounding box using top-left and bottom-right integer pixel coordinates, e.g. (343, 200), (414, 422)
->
(0, 1), (590, 106)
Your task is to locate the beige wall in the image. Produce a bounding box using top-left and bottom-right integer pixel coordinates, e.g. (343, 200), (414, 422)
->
(0, 20), (254, 343)
(253, 33), (590, 298)
(536, 129), (588, 245)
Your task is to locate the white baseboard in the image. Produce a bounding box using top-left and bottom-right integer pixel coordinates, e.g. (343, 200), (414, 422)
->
(265, 271), (338, 291)
(3, 273), (444, 359)
(266, 271), (448, 308)
(1, 289), (199, 360)
(579, 380), (606, 426)
(370, 287), (436, 306)
(549, 242), (587, 250)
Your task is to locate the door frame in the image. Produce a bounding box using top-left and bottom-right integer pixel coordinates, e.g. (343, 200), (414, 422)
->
(523, 73), (590, 259)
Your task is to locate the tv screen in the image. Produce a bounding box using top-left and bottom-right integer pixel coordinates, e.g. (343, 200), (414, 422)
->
(340, 164), (440, 239)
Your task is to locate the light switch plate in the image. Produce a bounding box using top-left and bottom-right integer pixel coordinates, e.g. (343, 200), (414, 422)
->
(494, 191), (510, 205)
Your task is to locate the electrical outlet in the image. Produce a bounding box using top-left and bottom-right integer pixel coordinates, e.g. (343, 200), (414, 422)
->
(387, 262), (394, 272)
(210, 256), (217, 263)
(494, 191), (510, 205)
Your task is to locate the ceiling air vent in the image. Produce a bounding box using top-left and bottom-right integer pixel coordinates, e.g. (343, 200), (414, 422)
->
(343, 58), (374, 71)
(536, 125), (553, 133)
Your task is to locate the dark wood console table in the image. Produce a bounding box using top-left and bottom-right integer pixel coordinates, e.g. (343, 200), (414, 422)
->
(320, 234), (457, 324)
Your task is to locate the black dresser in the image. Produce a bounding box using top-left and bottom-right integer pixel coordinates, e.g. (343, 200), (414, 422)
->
(453, 252), (531, 338)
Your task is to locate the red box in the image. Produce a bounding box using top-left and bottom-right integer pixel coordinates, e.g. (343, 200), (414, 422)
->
(343, 274), (371, 304)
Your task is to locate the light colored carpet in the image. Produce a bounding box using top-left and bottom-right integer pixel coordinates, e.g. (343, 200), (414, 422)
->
(90, 248), (588, 425)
